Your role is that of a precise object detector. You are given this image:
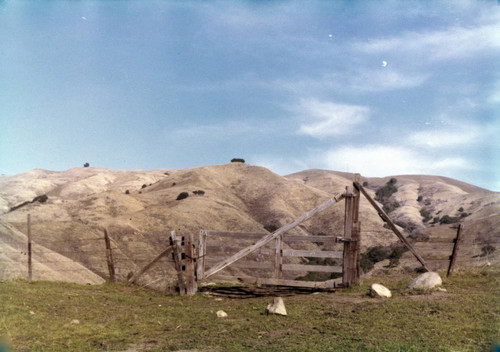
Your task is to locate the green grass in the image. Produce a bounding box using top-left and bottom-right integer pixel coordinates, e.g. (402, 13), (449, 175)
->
(1, 266), (499, 351)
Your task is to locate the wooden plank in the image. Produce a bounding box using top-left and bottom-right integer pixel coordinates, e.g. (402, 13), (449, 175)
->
(103, 228), (115, 282)
(184, 233), (197, 296)
(27, 214), (32, 281)
(210, 275), (335, 289)
(283, 235), (338, 243)
(206, 246), (274, 256)
(447, 224), (463, 277)
(127, 246), (173, 284)
(353, 181), (428, 270)
(203, 195), (344, 279)
(170, 231), (186, 295)
(412, 237), (456, 243)
(282, 249), (343, 259)
(205, 258), (273, 270)
(206, 231), (268, 240)
(196, 230), (207, 281)
(282, 264), (343, 273)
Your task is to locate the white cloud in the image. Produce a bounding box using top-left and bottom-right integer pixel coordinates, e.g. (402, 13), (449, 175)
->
(409, 129), (481, 148)
(273, 69), (428, 94)
(294, 99), (370, 138)
(357, 22), (500, 61)
(316, 145), (471, 176)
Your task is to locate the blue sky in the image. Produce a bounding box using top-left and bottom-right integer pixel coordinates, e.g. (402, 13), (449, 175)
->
(1, 0), (499, 191)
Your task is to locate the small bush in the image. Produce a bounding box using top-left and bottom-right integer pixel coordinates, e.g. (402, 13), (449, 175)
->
(383, 201), (400, 214)
(417, 195), (423, 202)
(125, 190), (130, 194)
(33, 194), (48, 203)
(362, 181), (368, 187)
(480, 245), (495, 257)
(388, 246), (408, 267)
(375, 183), (397, 202)
(193, 190), (205, 196)
(420, 208), (432, 222)
(176, 192), (189, 201)
(361, 246), (389, 272)
(141, 184), (147, 189)
(439, 215), (459, 224)
(458, 207), (464, 212)
(388, 178), (397, 185)
(264, 224), (278, 233)
(231, 158), (245, 163)
(460, 212), (469, 218)
(83, 162), (90, 167)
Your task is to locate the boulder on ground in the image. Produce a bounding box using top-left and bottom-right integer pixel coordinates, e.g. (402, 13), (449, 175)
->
(408, 272), (442, 289)
(370, 283), (392, 298)
(216, 310), (228, 318)
(266, 297), (287, 316)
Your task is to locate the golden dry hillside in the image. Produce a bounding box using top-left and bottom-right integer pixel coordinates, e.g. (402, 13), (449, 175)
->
(1, 163), (498, 284)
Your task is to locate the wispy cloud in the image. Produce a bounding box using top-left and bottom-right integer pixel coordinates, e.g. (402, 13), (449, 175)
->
(273, 69), (428, 95)
(356, 22), (500, 61)
(294, 99), (370, 138)
(316, 145), (471, 177)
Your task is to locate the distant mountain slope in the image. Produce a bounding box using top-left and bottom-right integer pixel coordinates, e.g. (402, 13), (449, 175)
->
(1, 164), (498, 284)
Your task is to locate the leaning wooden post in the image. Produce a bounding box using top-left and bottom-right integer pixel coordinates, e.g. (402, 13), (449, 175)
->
(274, 233), (283, 279)
(27, 214), (32, 281)
(447, 224), (464, 277)
(103, 228), (116, 282)
(184, 233), (197, 296)
(342, 186), (355, 286)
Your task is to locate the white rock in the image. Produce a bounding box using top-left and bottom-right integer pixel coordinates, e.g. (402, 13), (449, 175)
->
(408, 272), (442, 289)
(370, 283), (392, 298)
(216, 310), (228, 318)
(71, 319), (80, 324)
(266, 297), (287, 316)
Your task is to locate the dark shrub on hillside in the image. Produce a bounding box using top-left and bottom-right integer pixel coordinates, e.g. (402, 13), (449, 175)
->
(264, 224), (278, 233)
(176, 192), (189, 201)
(383, 201), (400, 214)
(480, 245), (495, 257)
(193, 190), (205, 196)
(125, 190), (130, 194)
(141, 184), (147, 189)
(388, 246), (408, 267)
(375, 182), (397, 202)
(439, 215), (459, 224)
(360, 246), (389, 272)
(83, 163), (90, 167)
(33, 194), (48, 203)
(417, 195), (423, 202)
(420, 208), (432, 222)
(231, 158), (245, 163)
(362, 181), (369, 187)
(458, 207), (464, 212)
(388, 178), (397, 185)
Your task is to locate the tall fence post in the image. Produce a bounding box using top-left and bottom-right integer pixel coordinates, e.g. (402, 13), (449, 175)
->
(274, 233), (283, 279)
(27, 214), (32, 281)
(197, 230), (207, 282)
(352, 175), (361, 283)
(103, 228), (115, 282)
(170, 231), (186, 295)
(447, 224), (464, 277)
(342, 186), (355, 286)
(184, 233), (197, 296)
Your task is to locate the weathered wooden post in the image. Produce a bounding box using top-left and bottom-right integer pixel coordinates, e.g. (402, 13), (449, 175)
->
(184, 233), (197, 295)
(170, 231), (186, 295)
(342, 186), (355, 286)
(352, 175), (361, 283)
(197, 230), (207, 282)
(274, 233), (283, 279)
(103, 228), (115, 282)
(27, 214), (32, 281)
(447, 224), (464, 277)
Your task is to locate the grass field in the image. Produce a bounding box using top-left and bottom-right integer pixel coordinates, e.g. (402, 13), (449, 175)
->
(1, 266), (499, 351)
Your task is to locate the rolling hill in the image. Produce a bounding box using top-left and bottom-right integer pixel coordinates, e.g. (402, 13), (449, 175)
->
(1, 163), (498, 285)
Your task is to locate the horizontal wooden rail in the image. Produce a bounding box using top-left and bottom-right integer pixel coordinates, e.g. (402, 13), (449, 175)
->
(206, 246), (274, 256)
(210, 275), (337, 289)
(411, 237), (457, 243)
(205, 259), (273, 270)
(423, 256), (452, 261)
(282, 249), (343, 259)
(282, 264), (342, 273)
(206, 231), (340, 244)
